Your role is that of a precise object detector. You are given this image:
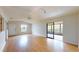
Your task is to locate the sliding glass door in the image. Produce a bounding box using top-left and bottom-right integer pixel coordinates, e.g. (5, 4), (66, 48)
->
(46, 22), (54, 39)
(46, 21), (63, 39)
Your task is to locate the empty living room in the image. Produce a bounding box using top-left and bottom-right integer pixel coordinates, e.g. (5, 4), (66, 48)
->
(0, 6), (79, 52)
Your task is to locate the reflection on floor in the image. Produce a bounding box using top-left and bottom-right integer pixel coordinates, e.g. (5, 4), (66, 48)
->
(5, 34), (79, 52)
(48, 34), (63, 41)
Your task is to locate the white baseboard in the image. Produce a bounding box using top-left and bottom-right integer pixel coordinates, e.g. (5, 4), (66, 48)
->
(33, 34), (46, 37)
(63, 40), (78, 46)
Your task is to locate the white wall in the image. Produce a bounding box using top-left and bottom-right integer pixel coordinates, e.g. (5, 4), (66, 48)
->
(8, 23), (16, 35)
(0, 31), (6, 51)
(0, 21), (7, 51)
(63, 15), (78, 45)
(0, 8), (8, 51)
(77, 14), (79, 47)
(32, 22), (46, 37)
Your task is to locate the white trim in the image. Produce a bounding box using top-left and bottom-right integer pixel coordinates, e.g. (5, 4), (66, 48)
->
(63, 40), (78, 46)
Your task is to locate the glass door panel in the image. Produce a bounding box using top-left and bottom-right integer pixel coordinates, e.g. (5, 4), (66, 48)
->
(47, 23), (54, 39)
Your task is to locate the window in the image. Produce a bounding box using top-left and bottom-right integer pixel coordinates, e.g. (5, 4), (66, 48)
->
(21, 24), (27, 32)
(54, 21), (63, 35)
(54, 24), (60, 33)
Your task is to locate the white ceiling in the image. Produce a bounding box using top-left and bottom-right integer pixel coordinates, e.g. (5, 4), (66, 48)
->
(1, 6), (79, 20)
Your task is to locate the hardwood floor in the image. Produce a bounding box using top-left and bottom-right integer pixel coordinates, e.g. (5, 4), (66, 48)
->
(4, 34), (79, 52)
